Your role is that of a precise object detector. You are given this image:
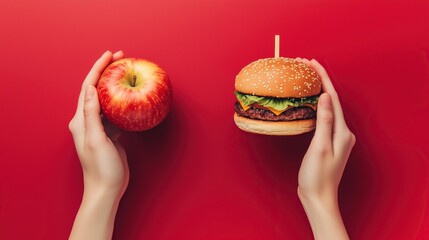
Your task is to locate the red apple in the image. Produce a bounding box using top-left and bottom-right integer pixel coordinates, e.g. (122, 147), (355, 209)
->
(97, 58), (172, 131)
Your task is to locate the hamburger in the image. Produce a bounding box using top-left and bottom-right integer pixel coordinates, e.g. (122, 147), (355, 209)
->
(234, 57), (322, 135)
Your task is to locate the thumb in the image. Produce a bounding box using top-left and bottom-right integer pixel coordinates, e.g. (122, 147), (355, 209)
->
(311, 93), (335, 150)
(83, 85), (105, 141)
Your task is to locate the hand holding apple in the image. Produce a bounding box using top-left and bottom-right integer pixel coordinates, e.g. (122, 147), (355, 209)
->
(97, 58), (172, 131)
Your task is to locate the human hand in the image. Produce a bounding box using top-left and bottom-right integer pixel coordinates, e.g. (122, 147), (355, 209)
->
(296, 58), (355, 240)
(68, 51), (129, 240)
(69, 50), (129, 196)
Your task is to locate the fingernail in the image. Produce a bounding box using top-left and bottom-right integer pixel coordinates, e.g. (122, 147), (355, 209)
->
(318, 93), (330, 107)
(113, 50), (123, 57)
(319, 93), (326, 106)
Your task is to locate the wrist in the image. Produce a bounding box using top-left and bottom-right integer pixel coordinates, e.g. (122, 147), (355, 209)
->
(298, 188), (349, 240)
(70, 185), (122, 240)
(297, 187), (338, 210)
(83, 174), (128, 199)
(83, 183), (125, 203)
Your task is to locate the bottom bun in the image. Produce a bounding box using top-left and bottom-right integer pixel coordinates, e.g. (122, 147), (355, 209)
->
(234, 113), (315, 136)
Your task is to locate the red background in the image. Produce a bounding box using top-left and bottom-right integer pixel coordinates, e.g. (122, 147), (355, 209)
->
(1, 0), (429, 239)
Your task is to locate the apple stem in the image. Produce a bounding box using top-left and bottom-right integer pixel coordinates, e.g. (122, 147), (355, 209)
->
(131, 75), (137, 87)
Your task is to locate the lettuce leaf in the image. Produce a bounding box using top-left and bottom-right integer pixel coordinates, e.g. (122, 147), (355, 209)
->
(234, 91), (319, 111)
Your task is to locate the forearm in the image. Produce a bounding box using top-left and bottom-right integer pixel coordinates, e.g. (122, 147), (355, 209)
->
(299, 193), (349, 240)
(69, 187), (122, 240)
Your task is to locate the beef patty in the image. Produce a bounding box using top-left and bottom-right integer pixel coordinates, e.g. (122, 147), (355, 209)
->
(234, 102), (316, 121)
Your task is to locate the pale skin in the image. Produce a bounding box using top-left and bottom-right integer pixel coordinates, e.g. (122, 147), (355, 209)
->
(69, 50), (129, 240)
(69, 52), (355, 240)
(296, 58), (355, 240)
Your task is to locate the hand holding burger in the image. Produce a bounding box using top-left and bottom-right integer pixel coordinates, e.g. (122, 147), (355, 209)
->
(297, 58), (355, 240)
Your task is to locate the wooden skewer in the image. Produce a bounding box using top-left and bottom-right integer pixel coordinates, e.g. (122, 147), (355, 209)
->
(274, 35), (280, 58)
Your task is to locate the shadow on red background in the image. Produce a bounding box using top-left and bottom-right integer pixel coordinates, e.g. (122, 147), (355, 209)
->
(1, 0), (429, 239)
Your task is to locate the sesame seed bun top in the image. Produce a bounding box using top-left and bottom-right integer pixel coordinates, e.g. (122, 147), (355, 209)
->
(235, 57), (322, 98)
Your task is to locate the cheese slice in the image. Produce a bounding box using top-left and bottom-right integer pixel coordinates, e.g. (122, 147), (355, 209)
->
(266, 106), (287, 116)
(303, 103), (317, 111)
(239, 100), (251, 111)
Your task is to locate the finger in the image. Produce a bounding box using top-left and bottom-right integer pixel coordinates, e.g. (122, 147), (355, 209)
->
(309, 93), (334, 152)
(83, 85), (105, 144)
(310, 59), (348, 132)
(309, 59), (334, 93)
(72, 51), (114, 125)
(302, 58), (311, 66)
(83, 50), (113, 87)
(112, 50), (124, 61)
